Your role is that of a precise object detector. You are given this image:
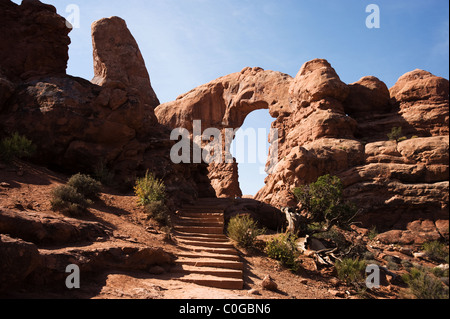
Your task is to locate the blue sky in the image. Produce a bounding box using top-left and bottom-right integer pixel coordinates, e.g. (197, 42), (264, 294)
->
(12, 0), (449, 195)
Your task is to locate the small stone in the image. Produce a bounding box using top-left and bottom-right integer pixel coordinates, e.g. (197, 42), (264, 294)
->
(348, 289), (357, 296)
(261, 275), (278, 291)
(413, 252), (427, 259)
(329, 277), (340, 287)
(399, 247), (413, 256)
(329, 289), (346, 298)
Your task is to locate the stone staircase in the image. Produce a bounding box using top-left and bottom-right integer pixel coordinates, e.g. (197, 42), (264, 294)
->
(172, 199), (244, 290)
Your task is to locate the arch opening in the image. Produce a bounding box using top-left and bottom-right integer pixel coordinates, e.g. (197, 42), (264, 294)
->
(230, 109), (274, 197)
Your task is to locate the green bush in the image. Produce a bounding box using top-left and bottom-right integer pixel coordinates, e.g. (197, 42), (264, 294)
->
(134, 171), (166, 206)
(422, 241), (449, 263)
(93, 161), (115, 186)
(335, 258), (366, 284)
(227, 215), (265, 248)
(292, 175), (358, 233)
(144, 200), (171, 226)
(402, 267), (449, 299)
(387, 126), (406, 142)
(0, 133), (36, 163)
(265, 233), (300, 271)
(431, 266), (449, 279)
(50, 185), (90, 216)
(367, 226), (379, 240)
(67, 173), (102, 200)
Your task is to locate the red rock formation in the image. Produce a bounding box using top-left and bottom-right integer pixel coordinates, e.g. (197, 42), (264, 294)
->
(156, 67), (293, 198)
(91, 16), (160, 115)
(0, 0), (447, 245)
(156, 58), (449, 244)
(391, 69), (449, 137)
(0, 1), (213, 203)
(0, 0), (71, 81)
(255, 59), (360, 207)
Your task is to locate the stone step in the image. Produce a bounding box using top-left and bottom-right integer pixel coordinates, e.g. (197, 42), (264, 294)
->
(179, 245), (239, 256)
(177, 238), (234, 249)
(174, 232), (228, 240)
(177, 274), (244, 290)
(178, 251), (240, 261)
(178, 212), (224, 219)
(177, 238), (230, 243)
(177, 215), (224, 221)
(176, 219), (224, 227)
(179, 207), (224, 214)
(173, 200), (243, 290)
(175, 257), (244, 270)
(174, 265), (243, 279)
(174, 225), (224, 235)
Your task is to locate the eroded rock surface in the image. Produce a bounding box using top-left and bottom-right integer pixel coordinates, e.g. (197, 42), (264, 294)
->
(0, 2), (212, 202)
(155, 58), (449, 244)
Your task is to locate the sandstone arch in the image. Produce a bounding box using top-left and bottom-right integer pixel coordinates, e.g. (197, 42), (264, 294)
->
(155, 66), (294, 198)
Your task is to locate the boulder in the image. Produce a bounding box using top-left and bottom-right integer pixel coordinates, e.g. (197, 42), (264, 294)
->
(376, 218), (447, 246)
(0, 208), (109, 246)
(289, 58), (349, 108)
(261, 275), (278, 291)
(344, 76), (391, 117)
(391, 70), (449, 137)
(390, 69), (449, 103)
(0, 234), (41, 292)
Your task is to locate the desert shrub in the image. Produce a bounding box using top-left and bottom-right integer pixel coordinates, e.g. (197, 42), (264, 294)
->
(161, 225), (173, 241)
(0, 133), (36, 163)
(385, 256), (400, 271)
(431, 266), (449, 279)
(134, 171), (166, 206)
(401, 260), (414, 270)
(367, 226), (379, 240)
(227, 215), (266, 248)
(387, 126), (406, 142)
(50, 185), (90, 216)
(144, 200), (171, 226)
(67, 173), (102, 200)
(292, 175), (359, 233)
(422, 241), (449, 263)
(265, 233), (300, 271)
(335, 258), (367, 284)
(362, 250), (376, 262)
(93, 161), (115, 186)
(402, 267), (449, 299)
